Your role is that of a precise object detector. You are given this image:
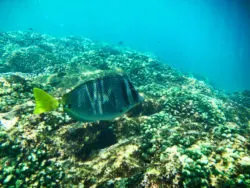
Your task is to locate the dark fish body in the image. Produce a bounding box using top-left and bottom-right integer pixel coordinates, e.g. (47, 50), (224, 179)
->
(62, 74), (143, 121)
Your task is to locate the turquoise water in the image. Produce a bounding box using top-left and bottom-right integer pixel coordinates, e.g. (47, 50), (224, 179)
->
(0, 0), (249, 91)
(0, 1), (250, 187)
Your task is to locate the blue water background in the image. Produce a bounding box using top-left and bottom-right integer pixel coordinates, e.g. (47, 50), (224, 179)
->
(0, 0), (249, 92)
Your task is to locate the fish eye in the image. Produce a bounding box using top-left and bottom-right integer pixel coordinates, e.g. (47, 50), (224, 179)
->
(65, 104), (72, 108)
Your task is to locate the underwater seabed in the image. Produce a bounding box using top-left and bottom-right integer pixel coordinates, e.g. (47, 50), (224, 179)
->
(0, 31), (249, 187)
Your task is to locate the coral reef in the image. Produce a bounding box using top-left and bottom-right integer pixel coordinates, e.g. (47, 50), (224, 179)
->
(0, 31), (249, 187)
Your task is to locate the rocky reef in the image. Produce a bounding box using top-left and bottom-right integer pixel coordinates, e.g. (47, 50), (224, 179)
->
(0, 31), (249, 187)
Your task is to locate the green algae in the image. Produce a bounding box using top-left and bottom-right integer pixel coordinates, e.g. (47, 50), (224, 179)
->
(0, 31), (249, 187)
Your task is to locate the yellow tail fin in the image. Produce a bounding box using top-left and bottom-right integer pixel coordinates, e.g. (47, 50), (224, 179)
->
(33, 88), (59, 114)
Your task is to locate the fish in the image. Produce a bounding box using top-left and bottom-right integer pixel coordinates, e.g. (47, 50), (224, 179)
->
(118, 41), (124, 45)
(33, 73), (144, 121)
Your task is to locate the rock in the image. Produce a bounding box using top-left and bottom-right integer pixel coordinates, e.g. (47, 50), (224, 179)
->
(3, 174), (13, 184)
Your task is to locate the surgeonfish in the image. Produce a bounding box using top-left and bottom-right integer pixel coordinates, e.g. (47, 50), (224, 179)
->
(33, 73), (144, 121)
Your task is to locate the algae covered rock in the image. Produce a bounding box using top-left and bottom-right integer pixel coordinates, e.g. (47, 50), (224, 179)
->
(6, 46), (64, 73)
(0, 31), (249, 187)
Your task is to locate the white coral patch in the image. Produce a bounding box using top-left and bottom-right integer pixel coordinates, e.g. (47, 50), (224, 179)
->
(0, 116), (19, 130)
